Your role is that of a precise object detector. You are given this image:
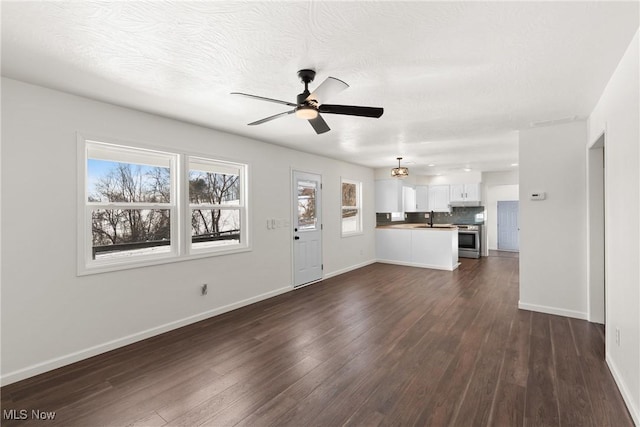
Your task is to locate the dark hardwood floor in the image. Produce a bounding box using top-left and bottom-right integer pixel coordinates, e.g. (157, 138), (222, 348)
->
(1, 258), (632, 426)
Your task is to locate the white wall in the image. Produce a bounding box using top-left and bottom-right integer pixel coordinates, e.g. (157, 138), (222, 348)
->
(482, 170), (518, 187)
(588, 30), (640, 425)
(519, 121), (588, 320)
(418, 171), (483, 185)
(0, 78), (376, 385)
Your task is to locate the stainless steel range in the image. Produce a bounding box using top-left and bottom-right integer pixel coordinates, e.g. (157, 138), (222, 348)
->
(455, 224), (481, 259)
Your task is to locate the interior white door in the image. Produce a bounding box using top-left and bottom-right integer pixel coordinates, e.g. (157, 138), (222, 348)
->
(293, 171), (323, 287)
(497, 200), (519, 251)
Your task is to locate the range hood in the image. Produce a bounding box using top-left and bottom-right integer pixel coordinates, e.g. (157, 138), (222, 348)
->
(449, 200), (482, 207)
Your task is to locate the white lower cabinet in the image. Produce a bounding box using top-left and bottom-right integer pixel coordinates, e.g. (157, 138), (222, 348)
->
(376, 228), (458, 271)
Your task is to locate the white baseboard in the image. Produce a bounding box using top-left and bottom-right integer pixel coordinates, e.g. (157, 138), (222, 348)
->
(518, 301), (588, 320)
(376, 259), (459, 271)
(323, 259), (376, 279)
(606, 353), (640, 425)
(1, 285), (292, 386)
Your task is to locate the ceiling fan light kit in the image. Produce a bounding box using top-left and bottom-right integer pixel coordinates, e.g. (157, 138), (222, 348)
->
(232, 69), (383, 134)
(295, 105), (318, 120)
(391, 157), (409, 179)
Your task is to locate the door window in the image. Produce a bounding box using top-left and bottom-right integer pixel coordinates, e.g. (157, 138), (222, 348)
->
(297, 180), (318, 231)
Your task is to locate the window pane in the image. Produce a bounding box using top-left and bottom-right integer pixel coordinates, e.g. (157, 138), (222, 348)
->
(87, 159), (170, 203)
(342, 208), (360, 234)
(297, 180), (317, 230)
(91, 209), (171, 260)
(189, 169), (240, 206)
(342, 182), (357, 207)
(191, 209), (241, 249)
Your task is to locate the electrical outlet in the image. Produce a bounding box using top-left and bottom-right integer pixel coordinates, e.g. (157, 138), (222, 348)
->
(201, 284), (208, 296)
(615, 328), (620, 346)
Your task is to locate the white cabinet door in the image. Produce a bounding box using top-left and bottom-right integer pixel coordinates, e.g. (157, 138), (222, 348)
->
(428, 185), (450, 211)
(416, 186), (429, 211)
(465, 183), (481, 201)
(450, 184), (465, 202)
(403, 186), (417, 212)
(450, 183), (481, 202)
(375, 179), (403, 212)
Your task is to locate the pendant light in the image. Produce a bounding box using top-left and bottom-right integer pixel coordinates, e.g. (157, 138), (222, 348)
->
(391, 157), (409, 179)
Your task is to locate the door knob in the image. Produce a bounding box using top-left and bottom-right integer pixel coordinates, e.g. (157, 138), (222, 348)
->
(294, 236), (300, 240)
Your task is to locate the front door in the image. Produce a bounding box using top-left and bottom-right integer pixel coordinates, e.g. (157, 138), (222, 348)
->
(293, 171), (323, 287)
(497, 200), (519, 251)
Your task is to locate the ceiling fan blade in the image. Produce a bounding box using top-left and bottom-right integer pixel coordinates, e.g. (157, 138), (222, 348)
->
(231, 92), (297, 107)
(247, 109), (295, 126)
(308, 114), (330, 134)
(307, 77), (349, 103)
(319, 104), (384, 118)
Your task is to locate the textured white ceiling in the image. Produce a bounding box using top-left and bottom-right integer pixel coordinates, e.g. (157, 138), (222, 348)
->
(2, 1), (638, 175)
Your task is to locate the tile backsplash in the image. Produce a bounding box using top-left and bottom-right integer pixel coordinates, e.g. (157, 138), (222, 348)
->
(377, 206), (485, 226)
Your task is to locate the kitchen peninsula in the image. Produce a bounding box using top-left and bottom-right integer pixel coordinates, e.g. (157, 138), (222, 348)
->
(376, 224), (459, 271)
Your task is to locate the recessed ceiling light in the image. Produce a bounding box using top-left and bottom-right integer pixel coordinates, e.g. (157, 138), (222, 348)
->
(463, 168), (471, 172)
(427, 163), (435, 167)
(511, 163), (519, 167)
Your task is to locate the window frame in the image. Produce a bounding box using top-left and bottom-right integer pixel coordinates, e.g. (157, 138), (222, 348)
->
(340, 178), (363, 237)
(186, 156), (248, 256)
(77, 133), (250, 276)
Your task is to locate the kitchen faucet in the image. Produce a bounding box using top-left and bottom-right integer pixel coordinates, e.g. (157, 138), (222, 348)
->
(429, 211), (434, 228)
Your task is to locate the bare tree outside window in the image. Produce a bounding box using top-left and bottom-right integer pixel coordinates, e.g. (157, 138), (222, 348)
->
(297, 181), (317, 230)
(189, 162), (243, 249)
(89, 161), (172, 259)
(81, 139), (249, 273)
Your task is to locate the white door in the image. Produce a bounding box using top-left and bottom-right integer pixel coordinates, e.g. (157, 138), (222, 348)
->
(293, 171), (323, 287)
(497, 200), (519, 251)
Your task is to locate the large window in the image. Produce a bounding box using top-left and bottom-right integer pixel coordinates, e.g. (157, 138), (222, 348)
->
(79, 137), (249, 274)
(341, 179), (362, 236)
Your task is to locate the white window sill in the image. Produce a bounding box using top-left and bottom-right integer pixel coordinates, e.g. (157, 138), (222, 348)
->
(78, 246), (251, 276)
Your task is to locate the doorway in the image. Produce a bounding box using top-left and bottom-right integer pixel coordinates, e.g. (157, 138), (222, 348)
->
(497, 201), (519, 251)
(588, 134), (605, 324)
(292, 171), (323, 287)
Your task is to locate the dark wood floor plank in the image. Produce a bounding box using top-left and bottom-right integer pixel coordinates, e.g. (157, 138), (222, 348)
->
(524, 313), (561, 426)
(549, 315), (595, 426)
(1, 259), (634, 427)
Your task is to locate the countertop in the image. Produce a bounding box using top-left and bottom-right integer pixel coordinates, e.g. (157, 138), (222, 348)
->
(376, 223), (458, 231)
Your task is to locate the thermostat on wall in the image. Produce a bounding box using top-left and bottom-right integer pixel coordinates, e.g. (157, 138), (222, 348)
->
(530, 192), (546, 201)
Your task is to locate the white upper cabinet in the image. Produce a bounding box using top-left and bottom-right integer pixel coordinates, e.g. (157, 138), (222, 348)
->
(416, 185), (429, 211)
(428, 185), (450, 212)
(403, 186), (417, 212)
(450, 183), (481, 202)
(375, 179), (403, 212)
(465, 183), (480, 201)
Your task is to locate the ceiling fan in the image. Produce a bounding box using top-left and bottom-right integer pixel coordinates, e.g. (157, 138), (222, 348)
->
(231, 69), (384, 134)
